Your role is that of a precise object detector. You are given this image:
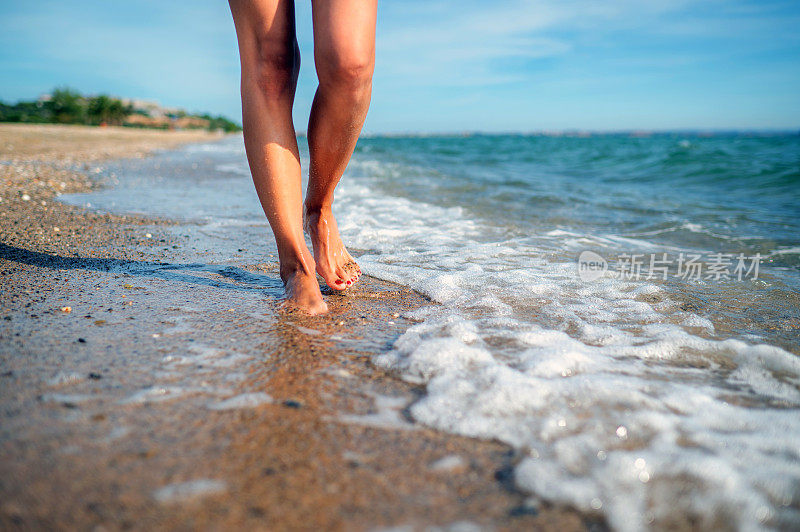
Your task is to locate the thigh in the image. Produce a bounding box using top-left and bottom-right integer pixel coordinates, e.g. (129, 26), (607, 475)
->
(311, 0), (377, 77)
(229, 0), (297, 64)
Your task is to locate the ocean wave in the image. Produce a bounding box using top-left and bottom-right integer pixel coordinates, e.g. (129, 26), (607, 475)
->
(335, 153), (800, 531)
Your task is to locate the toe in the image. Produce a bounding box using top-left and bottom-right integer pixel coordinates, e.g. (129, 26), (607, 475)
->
(335, 266), (354, 286)
(343, 259), (360, 277)
(327, 274), (349, 291)
(320, 264), (348, 291)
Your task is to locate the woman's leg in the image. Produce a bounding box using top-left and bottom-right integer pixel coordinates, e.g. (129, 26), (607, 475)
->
(303, 0), (377, 289)
(229, 0), (327, 314)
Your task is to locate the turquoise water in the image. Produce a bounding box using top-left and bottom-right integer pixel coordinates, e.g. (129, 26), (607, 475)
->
(350, 133), (800, 354)
(356, 133), (800, 272)
(62, 132), (800, 530)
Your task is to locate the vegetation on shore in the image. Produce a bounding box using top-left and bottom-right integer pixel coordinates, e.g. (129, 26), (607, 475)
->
(0, 87), (241, 132)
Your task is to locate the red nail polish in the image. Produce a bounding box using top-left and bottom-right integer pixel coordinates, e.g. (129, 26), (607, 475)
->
(335, 279), (343, 284)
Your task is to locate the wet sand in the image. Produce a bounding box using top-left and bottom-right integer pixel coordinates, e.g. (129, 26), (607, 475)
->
(0, 124), (593, 531)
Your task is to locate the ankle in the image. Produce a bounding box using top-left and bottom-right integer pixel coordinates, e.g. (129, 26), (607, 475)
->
(279, 262), (313, 283)
(303, 200), (333, 216)
(277, 248), (315, 282)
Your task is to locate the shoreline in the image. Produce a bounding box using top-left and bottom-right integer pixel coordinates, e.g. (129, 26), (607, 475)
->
(0, 124), (591, 530)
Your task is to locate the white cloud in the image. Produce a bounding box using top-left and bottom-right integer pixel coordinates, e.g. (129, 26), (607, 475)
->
(373, 0), (777, 86)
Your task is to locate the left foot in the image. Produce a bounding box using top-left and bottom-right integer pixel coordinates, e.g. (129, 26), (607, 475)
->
(303, 204), (360, 290)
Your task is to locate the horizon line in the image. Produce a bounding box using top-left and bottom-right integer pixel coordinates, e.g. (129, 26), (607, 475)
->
(332, 128), (800, 138)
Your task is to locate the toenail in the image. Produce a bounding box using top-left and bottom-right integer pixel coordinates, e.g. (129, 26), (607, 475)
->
(335, 279), (343, 284)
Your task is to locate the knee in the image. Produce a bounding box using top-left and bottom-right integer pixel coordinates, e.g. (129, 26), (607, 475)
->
(249, 37), (300, 102)
(317, 50), (374, 95)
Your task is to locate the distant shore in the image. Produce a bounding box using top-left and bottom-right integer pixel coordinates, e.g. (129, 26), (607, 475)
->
(0, 124), (590, 530)
(1, 88), (242, 132)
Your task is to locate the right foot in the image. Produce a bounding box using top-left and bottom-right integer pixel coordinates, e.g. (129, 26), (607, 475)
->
(280, 253), (328, 315)
(303, 204), (361, 291)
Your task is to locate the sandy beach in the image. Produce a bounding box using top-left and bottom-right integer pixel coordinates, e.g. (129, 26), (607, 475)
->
(0, 124), (589, 531)
(3, 1), (799, 528)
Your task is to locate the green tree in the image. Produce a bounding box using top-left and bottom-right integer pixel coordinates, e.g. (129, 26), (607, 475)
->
(87, 95), (131, 125)
(47, 87), (85, 124)
(87, 94), (112, 125)
(108, 99), (129, 125)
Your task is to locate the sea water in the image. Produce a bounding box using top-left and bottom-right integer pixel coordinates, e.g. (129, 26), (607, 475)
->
(62, 132), (800, 530)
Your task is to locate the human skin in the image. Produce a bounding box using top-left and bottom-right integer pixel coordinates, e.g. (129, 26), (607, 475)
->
(228, 0), (376, 314)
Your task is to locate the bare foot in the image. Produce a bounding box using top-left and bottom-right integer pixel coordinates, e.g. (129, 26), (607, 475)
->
(280, 251), (328, 315)
(303, 204), (361, 290)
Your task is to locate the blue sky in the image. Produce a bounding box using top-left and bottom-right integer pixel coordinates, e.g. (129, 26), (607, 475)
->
(1, 0), (798, 133)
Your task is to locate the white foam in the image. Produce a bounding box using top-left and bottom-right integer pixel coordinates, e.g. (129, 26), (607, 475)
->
(429, 454), (467, 472)
(162, 344), (249, 369)
(335, 393), (417, 431)
(184, 137), (244, 154)
(40, 393), (94, 404)
(332, 159), (800, 530)
(214, 162), (250, 177)
(162, 315), (193, 334)
(153, 479), (227, 503)
(120, 386), (190, 405)
(770, 246), (800, 256)
(103, 426), (131, 443)
(46, 372), (84, 387)
(370, 522), (482, 532)
(208, 392), (273, 410)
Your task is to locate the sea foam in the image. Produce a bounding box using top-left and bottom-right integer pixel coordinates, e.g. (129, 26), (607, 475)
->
(332, 156), (800, 531)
